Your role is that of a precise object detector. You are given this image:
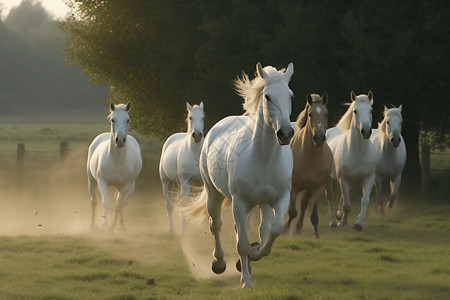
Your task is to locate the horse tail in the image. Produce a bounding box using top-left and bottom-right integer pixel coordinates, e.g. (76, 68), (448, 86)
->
(182, 189), (232, 223)
(182, 189), (209, 222)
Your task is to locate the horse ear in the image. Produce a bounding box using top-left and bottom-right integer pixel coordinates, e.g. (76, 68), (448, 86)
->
(384, 105), (388, 112)
(306, 93), (313, 105)
(186, 102), (193, 111)
(199, 101), (204, 110)
(350, 91), (356, 102)
(322, 92), (328, 105)
(256, 62), (267, 79)
(368, 90), (374, 105)
(109, 102), (115, 112)
(284, 62), (294, 82)
(126, 102), (131, 112)
(398, 104), (402, 112)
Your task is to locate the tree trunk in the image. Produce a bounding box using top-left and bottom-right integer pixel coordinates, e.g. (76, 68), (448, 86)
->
(401, 121), (422, 199)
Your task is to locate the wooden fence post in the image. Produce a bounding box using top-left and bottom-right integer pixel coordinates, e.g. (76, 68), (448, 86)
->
(60, 141), (69, 162)
(421, 145), (430, 194)
(17, 143), (25, 167)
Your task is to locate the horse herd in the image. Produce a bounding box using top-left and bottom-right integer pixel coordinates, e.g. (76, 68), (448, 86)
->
(87, 63), (406, 288)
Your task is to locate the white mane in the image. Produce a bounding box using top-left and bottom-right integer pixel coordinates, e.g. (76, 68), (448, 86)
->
(234, 66), (286, 115)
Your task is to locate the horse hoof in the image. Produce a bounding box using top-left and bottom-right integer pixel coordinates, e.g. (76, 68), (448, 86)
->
(211, 260), (226, 274)
(353, 223), (363, 232)
(235, 260), (252, 274)
(330, 223), (338, 229)
(336, 210), (343, 221)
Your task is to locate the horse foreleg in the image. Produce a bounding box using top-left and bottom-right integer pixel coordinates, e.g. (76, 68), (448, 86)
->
(294, 190), (311, 235)
(98, 180), (110, 231)
(284, 188), (298, 233)
(112, 182), (135, 232)
(258, 204), (273, 246)
(249, 194), (289, 262)
(232, 197), (252, 288)
(324, 178), (337, 228)
(354, 174), (375, 231)
(337, 180), (350, 227)
(387, 174), (401, 208)
(308, 188), (324, 239)
(88, 174), (98, 230)
(374, 175), (385, 215)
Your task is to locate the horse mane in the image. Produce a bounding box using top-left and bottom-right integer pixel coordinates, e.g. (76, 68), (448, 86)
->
(234, 66), (285, 115)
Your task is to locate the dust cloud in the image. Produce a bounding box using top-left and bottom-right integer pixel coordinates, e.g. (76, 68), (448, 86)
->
(0, 145), (247, 281)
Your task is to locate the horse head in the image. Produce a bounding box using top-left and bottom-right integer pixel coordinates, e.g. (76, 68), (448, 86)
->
(384, 105), (403, 147)
(109, 102), (131, 148)
(351, 91), (373, 139)
(257, 62), (294, 145)
(186, 102), (205, 143)
(307, 93), (329, 147)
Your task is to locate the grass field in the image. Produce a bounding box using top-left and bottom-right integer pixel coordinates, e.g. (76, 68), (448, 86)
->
(0, 123), (449, 299)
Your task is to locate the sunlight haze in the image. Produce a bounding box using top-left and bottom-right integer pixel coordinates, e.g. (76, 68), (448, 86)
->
(0, 0), (68, 19)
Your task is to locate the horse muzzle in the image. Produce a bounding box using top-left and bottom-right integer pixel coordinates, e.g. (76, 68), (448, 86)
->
(391, 136), (401, 147)
(360, 127), (372, 139)
(192, 132), (203, 143)
(115, 136), (126, 148)
(276, 127), (294, 145)
(313, 134), (326, 147)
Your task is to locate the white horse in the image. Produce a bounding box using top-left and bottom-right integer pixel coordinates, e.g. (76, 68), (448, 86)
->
(326, 91), (377, 231)
(370, 105), (406, 212)
(87, 103), (142, 231)
(185, 62), (294, 288)
(159, 102), (205, 233)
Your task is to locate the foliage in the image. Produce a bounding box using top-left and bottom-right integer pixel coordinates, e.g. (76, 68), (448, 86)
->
(61, 0), (449, 147)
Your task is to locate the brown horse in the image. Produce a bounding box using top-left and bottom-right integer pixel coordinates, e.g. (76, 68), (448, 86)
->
(285, 93), (337, 239)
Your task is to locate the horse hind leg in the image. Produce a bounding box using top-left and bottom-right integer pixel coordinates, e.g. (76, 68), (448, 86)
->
(207, 189), (227, 276)
(162, 178), (176, 232)
(88, 174), (98, 230)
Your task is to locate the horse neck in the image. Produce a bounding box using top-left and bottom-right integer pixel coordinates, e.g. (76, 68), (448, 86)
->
(252, 98), (279, 155)
(299, 121), (315, 150)
(186, 134), (203, 153)
(108, 133), (127, 159)
(348, 122), (369, 149)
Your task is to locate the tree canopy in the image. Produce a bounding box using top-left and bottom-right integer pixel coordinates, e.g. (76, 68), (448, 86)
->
(61, 0), (449, 151)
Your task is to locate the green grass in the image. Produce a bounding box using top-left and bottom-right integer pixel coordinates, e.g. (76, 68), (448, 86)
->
(0, 200), (449, 299)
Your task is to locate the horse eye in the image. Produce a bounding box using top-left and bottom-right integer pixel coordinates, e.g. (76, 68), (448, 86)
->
(189, 117), (192, 120)
(266, 95), (272, 102)
(111, 118), (115, 123)
(387, 121), (390, 125)
(354, 110), (357, 114)
(127, 119), (130, 123)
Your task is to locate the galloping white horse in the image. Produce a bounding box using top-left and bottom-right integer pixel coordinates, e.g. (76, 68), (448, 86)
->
(185, 62), (294, 288)
(370, 105), (406, 212)
(87, 103), (142, 231)
(159, 102), (205, 233)
(326, 91), (377, 231)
